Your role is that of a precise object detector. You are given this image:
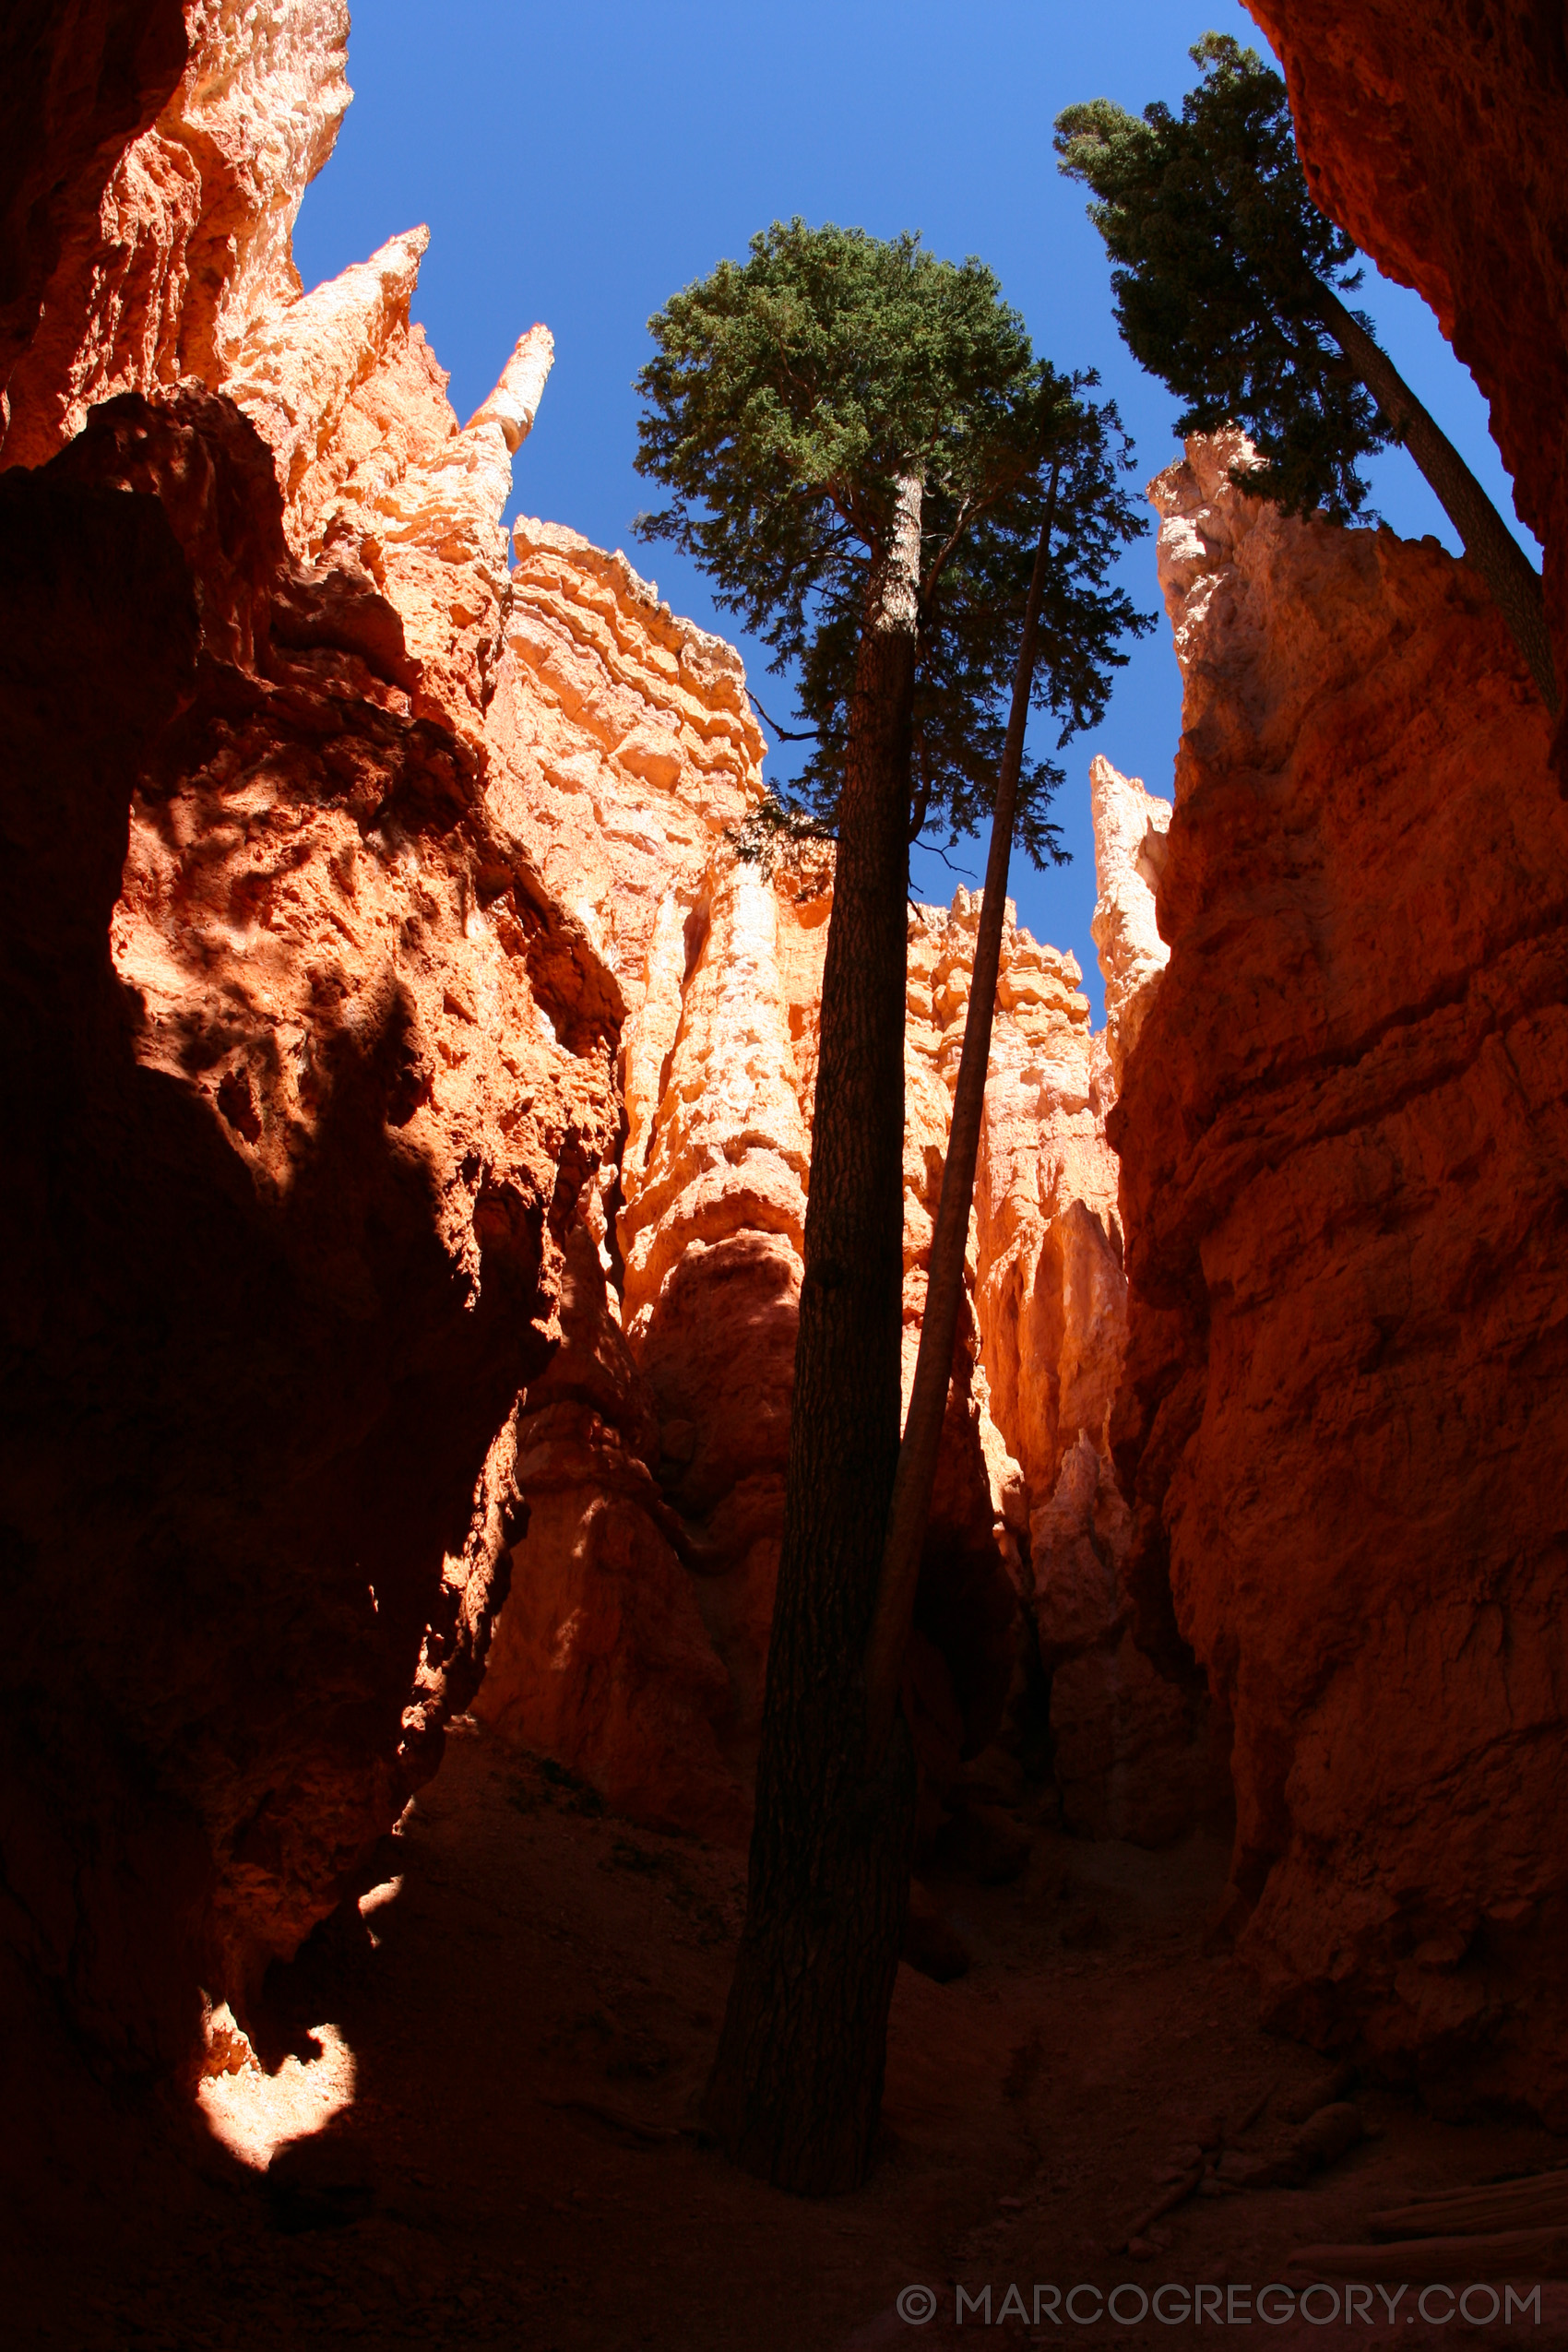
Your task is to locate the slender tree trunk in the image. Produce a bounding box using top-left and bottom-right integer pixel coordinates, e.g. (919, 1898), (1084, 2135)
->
(702, 472), (923, 2195)
(1311, 279), (1558, 713)
(863, 498), (1058, 1766)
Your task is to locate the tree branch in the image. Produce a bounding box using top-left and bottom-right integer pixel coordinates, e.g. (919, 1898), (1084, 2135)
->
(745, 688), (819, 742)
(1310, 279), (1557, 712)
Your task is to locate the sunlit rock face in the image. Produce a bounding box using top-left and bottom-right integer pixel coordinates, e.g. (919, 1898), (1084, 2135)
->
(473, 529), (1199, 1849)
(957, 830), (1218, 1846)
(477, 833), (1028, 1835)
(1243, 0), (1568, 772)
(1, 381), (623, 2075)
(2, 0), (351, 468)
(1111, 431), (1568, 2119)
(474, 763), (1208, 1851)
(0, 0), (1321, 2118)
(0, 0), (188, 422)
(227, 237), (555, 759)
(473, 537), (778, 1837)
(1091, 753), (1170, 1090)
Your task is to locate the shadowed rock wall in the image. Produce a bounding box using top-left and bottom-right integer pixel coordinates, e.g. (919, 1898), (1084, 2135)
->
(0, 0), (620, 2094)
(0, 386), (623, 2081)
(1111, 432), (1568, 2118)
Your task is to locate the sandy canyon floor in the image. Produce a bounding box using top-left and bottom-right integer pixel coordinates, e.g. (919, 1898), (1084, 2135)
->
(11, 1731), (1566, 2352)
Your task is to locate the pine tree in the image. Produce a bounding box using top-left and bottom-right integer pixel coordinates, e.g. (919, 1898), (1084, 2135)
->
(634, 220), (1147, 2192)
(1056, 33), (1556, 711)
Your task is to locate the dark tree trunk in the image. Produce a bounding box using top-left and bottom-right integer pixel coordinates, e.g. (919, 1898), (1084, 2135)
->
(1312, 279), (1558, 713)
(702, 472), (923, 2195)
(864, 499), (1057, 1764)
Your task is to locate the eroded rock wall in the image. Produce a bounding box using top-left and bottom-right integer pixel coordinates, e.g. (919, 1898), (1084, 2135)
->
(473, 533), (775, 1838)
(957, 831), (1216, 1845)
(478, 843), (1029, 1839)
(0, 0), (1240, 2108)
(1, 386), (621, 2082)
(473, 772), (1209, 1853)
(0, 0), (189, 427)
(1111, 432), (1568, 2117)
(1244, 0), (1568, 758)
(1, 0), (350, 469)
(0, 0), (616, 2091)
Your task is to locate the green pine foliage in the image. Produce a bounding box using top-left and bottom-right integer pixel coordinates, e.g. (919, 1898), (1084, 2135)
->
(1055, 33), (1387, 521)
(634, 220), (1150, 872)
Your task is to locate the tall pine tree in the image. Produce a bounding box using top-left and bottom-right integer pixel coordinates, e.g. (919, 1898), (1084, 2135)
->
(1056, 33), (1556, 710)
(635, 220), (1147, 2192)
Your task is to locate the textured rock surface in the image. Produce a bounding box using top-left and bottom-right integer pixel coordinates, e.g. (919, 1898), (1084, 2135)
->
(472, 550), (774, 1830)
(487, 517), (765, 1002)
(954, 861), (1215, 1844)
(0, 0), (188, 426)
(0, 0), (1284, 2117)
(498, 828), (1208, 1849)
(1111, 432), (1567, 2114)
(227, 236), (554, 756)
(1244, 0), (1568, 760)
(1, 389), (619, 2080)
(0, 0), (612, 2099)
(481, 849), (1030, 1835)
(1090, 752), (1171, 1088)
(475, 1223), (746, 1838)
(2, 0), (350, 468)
(0, 0), (546, 763)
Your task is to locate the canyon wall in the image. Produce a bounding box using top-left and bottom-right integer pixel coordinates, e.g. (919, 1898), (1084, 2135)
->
(0, 0), (643, 2089)
(1, 381), (624, 2067)
(2, 0), (350, 469)
(1112, 431), (1568, 2118)
(0, 0), (189, 428)
(1244, 0), (1568, 756)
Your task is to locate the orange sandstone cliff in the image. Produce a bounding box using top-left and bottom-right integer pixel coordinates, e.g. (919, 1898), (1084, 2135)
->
(474, 815), (1194, 1855)
(1111, 431), (1568, 2118)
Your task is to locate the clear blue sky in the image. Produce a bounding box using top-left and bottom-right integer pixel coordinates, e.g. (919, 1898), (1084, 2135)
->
(294, 1), (1540, 1024)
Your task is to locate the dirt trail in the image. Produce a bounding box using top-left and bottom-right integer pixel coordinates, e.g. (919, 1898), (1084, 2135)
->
(11, 1729), (1565, 2351)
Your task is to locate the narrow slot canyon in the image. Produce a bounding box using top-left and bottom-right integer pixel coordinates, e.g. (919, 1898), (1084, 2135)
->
(4, 5), (1568, 2347)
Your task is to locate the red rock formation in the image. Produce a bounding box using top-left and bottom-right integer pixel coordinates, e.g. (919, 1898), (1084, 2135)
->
(0, 0), (618, 2100)
(1243, 0), (1568, 754)
(956, 843), (1220, 1845)
(481, 813), (1209, 1851)
(2, 0), (350, 468)
(472, 545), (773, 1835)
(1112, 432), (1568, 2117)
(0, 0), (1252, 2117)
(475, 1222), (746, 1838)
(1091, 753), (1170, 1090)
(0, 0), (188, 427)
(478, 843), (1029, 1837)
(1, 388), (620, 2086)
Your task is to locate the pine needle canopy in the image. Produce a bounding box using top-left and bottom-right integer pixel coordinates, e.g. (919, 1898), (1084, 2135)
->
(1055, 33), (1388, 522)
(634, 219), (1149, 872)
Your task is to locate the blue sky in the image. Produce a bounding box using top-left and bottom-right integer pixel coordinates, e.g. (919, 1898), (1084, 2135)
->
(294, 1), (1540, 1023)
